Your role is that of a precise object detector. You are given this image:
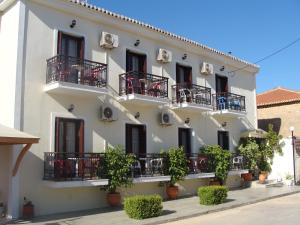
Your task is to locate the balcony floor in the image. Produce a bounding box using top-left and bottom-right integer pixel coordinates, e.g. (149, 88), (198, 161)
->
(44, 81), (108, 97)
(171, 102), (213, 112)
(118, 93), (170, 106)
(43, 179), (109, 189)
(209, 109), (247, 118)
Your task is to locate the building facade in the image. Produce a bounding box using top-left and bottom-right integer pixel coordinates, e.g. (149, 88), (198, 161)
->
(0, 0), (259, 218)
(257, 87), (300, 184)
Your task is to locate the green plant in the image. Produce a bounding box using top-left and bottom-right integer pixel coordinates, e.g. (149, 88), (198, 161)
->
(167, 147), (189, 186)
(124, 195), (163, 219)
(200, 145), (232, 184)
(198, 186), (228, 205)
(238, 138), (260, 171)
(102, 145), (135, 193)
(285, 173), (293, 180)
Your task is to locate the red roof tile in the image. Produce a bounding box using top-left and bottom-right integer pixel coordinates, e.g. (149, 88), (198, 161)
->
(257, 87), (300, 107)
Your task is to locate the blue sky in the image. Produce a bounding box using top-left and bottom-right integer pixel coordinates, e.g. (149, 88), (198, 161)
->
(90, 0), (300, 94)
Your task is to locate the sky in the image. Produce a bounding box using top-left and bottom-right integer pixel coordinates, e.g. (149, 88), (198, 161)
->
(89, 0), (300, 94)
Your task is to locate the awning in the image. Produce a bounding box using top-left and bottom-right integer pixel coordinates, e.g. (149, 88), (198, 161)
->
(240, 129), (267, 139)
(0, 124), (39, 176)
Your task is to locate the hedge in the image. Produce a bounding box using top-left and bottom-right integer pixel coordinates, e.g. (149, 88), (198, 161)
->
(124, 195), (163, 219)
(198, 186), (228, 205)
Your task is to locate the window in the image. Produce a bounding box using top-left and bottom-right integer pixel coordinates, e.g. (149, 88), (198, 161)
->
(125, 124), (146, 155)
(55, 118), (84, 154)
(218, 131), (229, 150)
(178, 128), (192, 155)
(176, 64), (192, 85)
(215, 75), (228, 93)
(126, 50), (147, 74)
(57, 32), (84, 58)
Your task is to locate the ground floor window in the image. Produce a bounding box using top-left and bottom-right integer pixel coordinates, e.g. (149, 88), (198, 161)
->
(125, 124), (146, 155)
(55, 117), (84, 153)
(218, 131), (229, 150)
(178, 128), (192, 155)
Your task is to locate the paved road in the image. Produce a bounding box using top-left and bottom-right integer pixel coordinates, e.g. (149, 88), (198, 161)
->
(162, 193), (300, 225)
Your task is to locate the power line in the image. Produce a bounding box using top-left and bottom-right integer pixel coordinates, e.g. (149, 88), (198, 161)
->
(229, 36), (300, 74)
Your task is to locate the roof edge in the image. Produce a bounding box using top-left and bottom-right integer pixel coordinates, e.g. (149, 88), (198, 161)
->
(68, 0), (259, 71)
(0, 0), (16, 11)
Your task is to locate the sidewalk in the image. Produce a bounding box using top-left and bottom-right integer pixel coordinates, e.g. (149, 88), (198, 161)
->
(7, 186), (300, 225)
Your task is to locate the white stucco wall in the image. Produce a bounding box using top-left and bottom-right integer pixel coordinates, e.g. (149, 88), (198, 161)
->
(0, 1), (20, 127)
(2, 0), (258, 216)
(269, 138), (294, 181)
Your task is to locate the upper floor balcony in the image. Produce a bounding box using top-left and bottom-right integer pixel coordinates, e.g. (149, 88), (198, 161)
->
(118, 71), (169, 106)
(171, 83), (212, 112)
(211, 92), (246, 117)
(44, 55), (108, 97)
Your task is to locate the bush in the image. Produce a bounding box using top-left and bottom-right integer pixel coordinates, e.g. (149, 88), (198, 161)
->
(124, 195), (163, 219)
(198, 186), (228, 205)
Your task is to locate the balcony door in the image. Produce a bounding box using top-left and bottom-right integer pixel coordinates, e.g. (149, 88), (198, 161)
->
(215, 75), (228, 93)
(57, 32), (85, 83)
(55, 118), (84, 155)
(178, 128), (191, 155)
(176, 64), (192, 85)
(126, 124), (146, 155)
(218, 131), (229, 150)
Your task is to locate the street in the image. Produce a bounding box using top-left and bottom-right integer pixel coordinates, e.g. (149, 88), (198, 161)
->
(162, 193), (300, 225)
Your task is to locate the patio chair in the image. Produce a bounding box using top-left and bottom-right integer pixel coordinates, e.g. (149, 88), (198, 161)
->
(232, 156), (243, 170)
(131, 160), (142, 178)
(188, 157), (199, 174)
(149, 158), (164, 175)
(217, 96), (226, 110)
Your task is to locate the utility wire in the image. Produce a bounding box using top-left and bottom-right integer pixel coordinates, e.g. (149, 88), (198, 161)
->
(229, 36), (300, 74)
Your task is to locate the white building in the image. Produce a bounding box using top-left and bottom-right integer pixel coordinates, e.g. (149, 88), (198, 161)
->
(0, 0), (259, 219)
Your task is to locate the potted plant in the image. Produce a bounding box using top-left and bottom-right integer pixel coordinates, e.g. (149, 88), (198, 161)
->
(101, 145), (135, 206)
(200, 145), (231, 185)
(22, 197), (34, 219)
(238, 138), (260, 181)
(285, 173), (293, 186)
(166, 147), (188, 199)
(257, 160), (271, 183)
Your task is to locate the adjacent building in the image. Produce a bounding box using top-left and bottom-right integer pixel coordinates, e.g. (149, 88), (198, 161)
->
(0, 0), (259, 219)
(257, 87), (300, 183)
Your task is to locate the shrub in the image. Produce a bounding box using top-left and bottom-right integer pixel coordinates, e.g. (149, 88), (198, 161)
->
(124, 195), (163, 219)
(198, 186), (228, 205)
(200, 145), (231, 184)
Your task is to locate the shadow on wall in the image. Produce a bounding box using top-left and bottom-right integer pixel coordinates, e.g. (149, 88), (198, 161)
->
(258, 118), (281, 135)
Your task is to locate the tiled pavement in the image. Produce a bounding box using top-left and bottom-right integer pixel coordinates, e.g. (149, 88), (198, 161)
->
(6, 185), (300, 225)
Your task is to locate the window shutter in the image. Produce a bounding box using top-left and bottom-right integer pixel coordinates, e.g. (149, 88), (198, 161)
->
(57, 31), (63, 55)
(125, 124), (132, 153)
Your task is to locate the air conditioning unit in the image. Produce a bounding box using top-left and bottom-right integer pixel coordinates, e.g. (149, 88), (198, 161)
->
(200, 62), (214, 75)
(157, 48), (172, 63)
(100, 32), (119, 49)
(160, 111), (172, 126)
(100, 104), (118, 121)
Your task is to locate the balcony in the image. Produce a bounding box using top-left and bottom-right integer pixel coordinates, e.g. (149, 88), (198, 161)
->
(171, 83), (212, 112)
(44, 55), (108, 97)
(210, 92), (246, 117)
(43, 152), (215, 187)
(118, 71), (169, 106)
(43, 152), (108, 188)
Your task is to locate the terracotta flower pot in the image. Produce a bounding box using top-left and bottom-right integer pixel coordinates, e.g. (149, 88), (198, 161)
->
(241, 173), (253, 181)
(107, 192), (121, 207)
(259, 171), (268, 184)
(22, 204), (34, 219)
(209, 180), (221, 186)
(166, 185), (179, 200)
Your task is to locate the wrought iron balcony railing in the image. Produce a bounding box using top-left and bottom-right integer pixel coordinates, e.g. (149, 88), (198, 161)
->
(172, 83), (211, 106)
(119, 71), (168, 98)
(212, 92), (246, 111)
(44, 152), (104, 181)
(46, 55), (107, 88)
(44, 152), (212, 181)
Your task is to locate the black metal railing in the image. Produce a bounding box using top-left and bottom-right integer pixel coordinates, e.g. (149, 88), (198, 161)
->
(119, 71), (168, 98)
(44, 152), (214, 181)
(172, 83), (211, 106)
(44, 152), (104, 181)
(46, 55), (107, 88)
(212, 92), (246, 111)
(186, 153), (212, 174)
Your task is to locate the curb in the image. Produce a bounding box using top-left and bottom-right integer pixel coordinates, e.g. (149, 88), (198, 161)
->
(144, 189), (300, 225)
